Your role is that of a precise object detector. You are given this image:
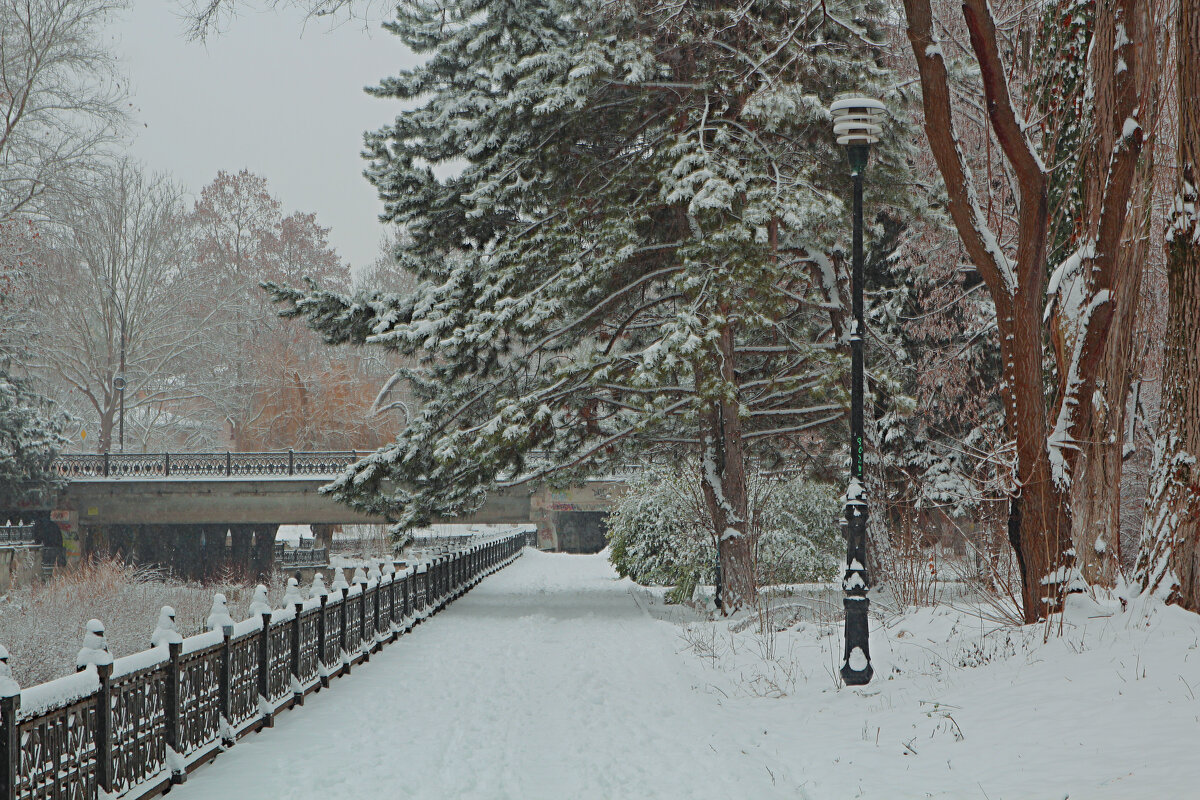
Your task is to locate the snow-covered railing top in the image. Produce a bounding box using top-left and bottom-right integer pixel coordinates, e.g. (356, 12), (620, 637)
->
(0, 531), (531, 800)
(52, 450), (360, 479)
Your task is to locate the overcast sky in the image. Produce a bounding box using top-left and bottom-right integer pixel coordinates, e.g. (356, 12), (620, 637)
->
(111, 3), (420, 273)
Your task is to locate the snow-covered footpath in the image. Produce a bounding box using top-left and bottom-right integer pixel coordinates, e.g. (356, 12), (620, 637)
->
(184, 550), (1200, 799)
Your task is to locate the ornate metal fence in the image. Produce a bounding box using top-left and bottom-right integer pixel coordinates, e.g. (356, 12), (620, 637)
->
(0, 524), (35, 547)
(278, 548), (328, 568)
(51, 451), (360, 480)
(0, 532), (528, 800)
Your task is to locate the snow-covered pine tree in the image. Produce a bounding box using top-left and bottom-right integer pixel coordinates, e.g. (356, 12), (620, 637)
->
(271, 0), (913, 609)
(0, 366), (68, 517)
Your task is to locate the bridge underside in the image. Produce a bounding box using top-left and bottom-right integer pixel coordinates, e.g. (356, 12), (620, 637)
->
(50, 478), (623, 578)
(62, 479), (535, 526)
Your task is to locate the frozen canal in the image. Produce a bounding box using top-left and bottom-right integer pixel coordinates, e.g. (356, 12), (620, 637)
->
(185, 550), (802, 799)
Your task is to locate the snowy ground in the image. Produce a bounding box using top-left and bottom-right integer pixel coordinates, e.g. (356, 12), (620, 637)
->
(183, 550), (1200, 799)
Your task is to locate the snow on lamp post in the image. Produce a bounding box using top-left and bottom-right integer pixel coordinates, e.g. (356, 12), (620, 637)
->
(831, 96), (885, 686)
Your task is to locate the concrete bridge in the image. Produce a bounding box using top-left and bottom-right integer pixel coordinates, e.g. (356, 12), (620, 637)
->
(45, 451), (625, 578)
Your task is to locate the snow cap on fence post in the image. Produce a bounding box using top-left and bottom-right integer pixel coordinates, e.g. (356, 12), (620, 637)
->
(367, 562), (382, 583)
(206, 593), (235, 632)
(382, 559), (396, 578)
(76, 618), (113, 670)
(310, 572), (328, 598)
(151, 605), (183, 648)
(283, 576), (304, 606)
(248, 584), (271, 617)
(352, 566), (367, 585)
(0, 644), (18, 696)
(331, 567), (349, 592)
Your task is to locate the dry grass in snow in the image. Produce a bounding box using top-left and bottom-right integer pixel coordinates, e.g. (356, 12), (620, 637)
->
(0, 558), (275, 686)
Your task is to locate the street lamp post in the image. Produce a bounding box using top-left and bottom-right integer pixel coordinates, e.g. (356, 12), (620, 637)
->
(831, 96), (885, 687)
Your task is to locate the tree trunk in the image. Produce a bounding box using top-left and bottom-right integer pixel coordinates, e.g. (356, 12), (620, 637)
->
(97, 404), (115, 454)
(1064, 0), (1162, 585)
(1136, 0), (1200, 605)
(698, 318), (755, 612)
(1069, 187), (1153, 584)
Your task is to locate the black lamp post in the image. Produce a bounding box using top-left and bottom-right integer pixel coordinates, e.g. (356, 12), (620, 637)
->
(831, 96), (885, 687)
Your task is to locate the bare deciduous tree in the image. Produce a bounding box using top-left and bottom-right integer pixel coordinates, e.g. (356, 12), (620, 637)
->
(900, 0), (1163, 620)
(28, 160), (220, 452)
(0, 0), (128, 220)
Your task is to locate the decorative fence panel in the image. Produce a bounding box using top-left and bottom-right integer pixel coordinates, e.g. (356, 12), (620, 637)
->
(175, 644), (222, 758)
(12, 692), (100, 800)
(108, 663), (168, 796)
(344, 595), (362, 655)
(264, 621), (292, 706)
(320, 599), (343, 675)
(226, 632), (260, 732)
(0, 532), (527, 800)
(295, 609), (321, 688)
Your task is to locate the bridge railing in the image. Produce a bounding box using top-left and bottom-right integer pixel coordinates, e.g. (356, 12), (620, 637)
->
(278, 548), (329, 568)
(0, 531), (528, 800)
(0, 523), (35, 547)
(52, 450), (361, 479)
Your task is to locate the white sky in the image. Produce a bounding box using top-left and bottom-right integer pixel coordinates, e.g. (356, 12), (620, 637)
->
(110, 3), (421, 273)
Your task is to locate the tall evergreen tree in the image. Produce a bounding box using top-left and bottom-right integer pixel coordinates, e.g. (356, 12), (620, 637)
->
(0, 368), (67, 516)
(273, 0), (913, 608)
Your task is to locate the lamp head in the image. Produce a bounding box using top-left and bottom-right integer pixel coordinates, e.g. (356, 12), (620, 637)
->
(830, 96), (886, 146)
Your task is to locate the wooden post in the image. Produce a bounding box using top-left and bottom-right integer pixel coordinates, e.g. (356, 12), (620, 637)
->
(257, 615), (272, 729)
(96, 661), (113, 794)
(291, 603), (303, 706)
(1, 692), (19, 799)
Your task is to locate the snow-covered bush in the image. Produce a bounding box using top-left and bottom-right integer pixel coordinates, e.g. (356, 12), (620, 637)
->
(606, 466), (842, 602)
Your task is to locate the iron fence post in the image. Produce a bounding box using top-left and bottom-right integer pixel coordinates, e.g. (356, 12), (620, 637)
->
(338, 589), (349, 675)
(165, 641), (185, 781)
(219, 625), (233, 745)
(291, 603), (303, 706)
(1, 692), (19, 800)
(257, 615), (272, 729)
(318, 595), (329, 687)
(96, 661), (113, 794)
(225, 452), (232, 477)
(288, 449), (294, 476)
(358, 583), (369, 662)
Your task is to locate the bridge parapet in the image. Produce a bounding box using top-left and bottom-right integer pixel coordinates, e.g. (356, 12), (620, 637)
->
(54, 451), (359, 480)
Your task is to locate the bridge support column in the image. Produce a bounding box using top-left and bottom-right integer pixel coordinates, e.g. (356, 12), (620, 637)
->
(310, 524), (335, 552)
(251, 524), (277, 579)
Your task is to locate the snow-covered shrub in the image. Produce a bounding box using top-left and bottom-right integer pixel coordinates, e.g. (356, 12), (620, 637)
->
(607, 466), (842, 602)
(606, 469), (714, 603)
(752, 479), (844, 586)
